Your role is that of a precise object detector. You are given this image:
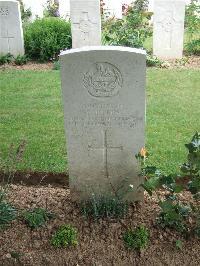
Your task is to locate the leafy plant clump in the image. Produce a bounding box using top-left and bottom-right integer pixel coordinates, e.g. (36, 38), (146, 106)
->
(52, 60), (60, 70)
(186, 39), (200, 55)
(185, 0), (200, 55)
(17, 0), (32, 24)
(0, 53), (13, 65)
(0, 190), (17, 229)
(146, 54), (162, 67)
(195, 210), (200, 237)
(14, 55), (28, 65)
(181, 132), (200, 198)
(123, 225), (149, 250)
(51, 224), (78, 248)
(139, 132), (200, 237)
(157, 199), (191, 233)
(175, 239), (183, 250)
(24, 17), (71, 61)
(22, 208), (54, 229)
(0, 54), (28, 66)
(102, 1), (152, 48)
(81, 194), (128, 220)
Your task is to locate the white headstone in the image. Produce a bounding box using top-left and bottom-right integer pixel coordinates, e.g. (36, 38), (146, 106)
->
(0, 0), (24, 56)
(60, 46), (146, 201)
(153, 0), (185, 59)
(70, 0), (101, 48)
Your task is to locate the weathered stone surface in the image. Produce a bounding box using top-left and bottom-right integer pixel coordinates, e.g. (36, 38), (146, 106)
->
(153, 0), (185, 59)
(0, 0), (24, 56)
(60, 46), (146, 201)
(70, 0), (101, 48)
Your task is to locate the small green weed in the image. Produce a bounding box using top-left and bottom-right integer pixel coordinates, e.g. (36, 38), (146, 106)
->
(0, 53), (13, 65)
(0, 140), (26, 185)
(186, 39), (200, 55)
(81, 195), (128, 220)
(175, 57), (189, 67)
(123, 225), (149, 250)
(175, 239), (183, 250)
(181, 132), (200, 197)
(0, 192), (17, 229)
(146, 54), (162, 67)
(10, 251), (24, 261)
(51, 224), (78, 248)
(194, 207), (200, 237)
(52, 60), (60, 70)
(14, 55), (28, 65)
(22, 208), (54, 229)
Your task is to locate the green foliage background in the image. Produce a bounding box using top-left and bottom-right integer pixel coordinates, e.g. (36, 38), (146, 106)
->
(24, 17), (72, 61)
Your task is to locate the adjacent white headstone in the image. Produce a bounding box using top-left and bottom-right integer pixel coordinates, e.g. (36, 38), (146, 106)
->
(153, 0), (185, 59)
(70, 0), (101, 48)
(0, 0), (24, 56)
(60, 46), (146, 201)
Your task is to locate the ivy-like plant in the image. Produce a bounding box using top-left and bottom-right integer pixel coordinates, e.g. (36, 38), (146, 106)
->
(138, 132), (200, 236)
(181, 132), (200, 198)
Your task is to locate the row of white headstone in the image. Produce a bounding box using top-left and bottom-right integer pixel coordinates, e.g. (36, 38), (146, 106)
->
(1, 0), (187, 59)
(70, 0), (186, 59)
(22, 0), (194, 20)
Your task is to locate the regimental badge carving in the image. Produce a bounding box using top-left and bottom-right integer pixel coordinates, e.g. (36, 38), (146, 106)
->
(0, 7), (9, 16)
(83, 62), (123, 97)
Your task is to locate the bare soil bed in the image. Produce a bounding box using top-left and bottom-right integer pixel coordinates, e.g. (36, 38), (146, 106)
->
(0, 184), (199, 266)
(0, 56), (199, 71)
(0, 61), (53, 71)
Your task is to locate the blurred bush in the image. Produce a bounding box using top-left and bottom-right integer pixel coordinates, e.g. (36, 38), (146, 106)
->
(24, 17), (71, 61)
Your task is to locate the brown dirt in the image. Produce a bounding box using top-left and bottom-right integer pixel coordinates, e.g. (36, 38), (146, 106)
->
(0, 56), (199, 71)
(166, 55), (200, 69)
(0, 171), (68, 187)
(0, 184), (199, 266)
(0, 62), (53, 71)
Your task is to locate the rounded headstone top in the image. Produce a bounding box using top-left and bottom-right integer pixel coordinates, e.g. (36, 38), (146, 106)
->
(0, 0), (19, 5)
(60, 46), (146, 57)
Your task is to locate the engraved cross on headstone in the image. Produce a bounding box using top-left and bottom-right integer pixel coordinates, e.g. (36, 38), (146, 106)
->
(0, 8), (14, 53)
(1, 29), (14, 53)
(159, 11), (174, 49)
(88, 130), (123, 178)
(70, 0), (101, 48)
(76, 11), (93, 42)
(158, 10), (183, 50)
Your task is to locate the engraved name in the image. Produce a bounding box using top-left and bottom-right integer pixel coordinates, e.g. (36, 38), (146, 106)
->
(67, 103), (142, 129)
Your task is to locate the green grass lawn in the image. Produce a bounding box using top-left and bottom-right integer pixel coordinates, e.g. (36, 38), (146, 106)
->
(0, 68), (199, 174)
